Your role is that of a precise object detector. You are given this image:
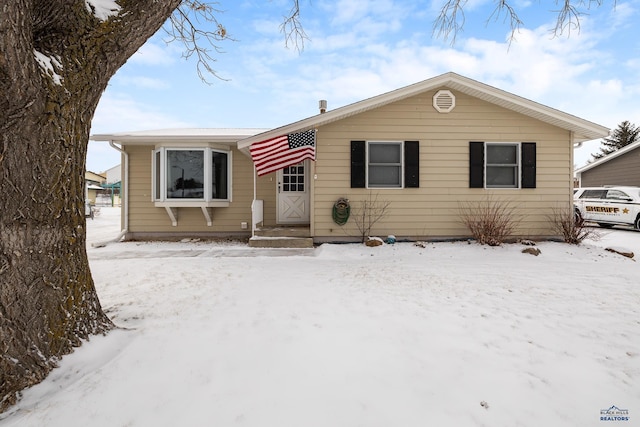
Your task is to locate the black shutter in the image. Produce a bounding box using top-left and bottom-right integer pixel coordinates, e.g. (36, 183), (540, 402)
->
(404, 141), (419, 188)
(469, 141), (484, 188)
(351, 140), (366, 188)
(521, 142), (536, 188)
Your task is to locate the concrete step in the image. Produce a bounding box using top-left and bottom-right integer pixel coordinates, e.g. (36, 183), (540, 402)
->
(254, 226), (310, 238)
(248, 236), (314, 248)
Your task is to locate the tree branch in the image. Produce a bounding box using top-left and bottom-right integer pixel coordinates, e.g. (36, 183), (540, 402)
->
(433, 0), (612, 44)
(486, 0), (523, 44)
(432, 0), (466, 45)
(279, 0), (308, 51)
(551, 0), (583, 37)
(165, 1), (232, 84)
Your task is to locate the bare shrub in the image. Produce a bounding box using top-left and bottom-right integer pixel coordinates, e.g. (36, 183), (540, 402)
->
(458, 197), (520, 246)
(548, 207), (601, 244)
(351, 192), (391, 243)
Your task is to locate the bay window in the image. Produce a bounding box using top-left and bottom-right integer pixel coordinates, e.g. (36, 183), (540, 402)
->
(152, 147), (231, 204)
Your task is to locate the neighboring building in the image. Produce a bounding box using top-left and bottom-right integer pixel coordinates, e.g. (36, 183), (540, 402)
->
(85, 170), (106, 205)
(105, 164), (121, 185)
(91, 72), (609, 244)
(575, 140), (640, 187)
(98, 164), (122, 206)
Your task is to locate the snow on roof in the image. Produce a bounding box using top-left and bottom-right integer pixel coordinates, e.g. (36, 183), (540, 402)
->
(91, 128), (271, 145)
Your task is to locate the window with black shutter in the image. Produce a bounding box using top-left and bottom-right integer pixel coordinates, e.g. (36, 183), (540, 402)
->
(469, 141), (485, 188)
(404, 141), (419, 188)
(469, 142), (536, 189)
(521, 142), (536, 188)
(350, 141), (366, 188)
(350, 140), (420, 188)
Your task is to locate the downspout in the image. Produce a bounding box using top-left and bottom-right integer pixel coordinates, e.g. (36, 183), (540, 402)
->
(570, 131), (578, 188)
(92, 141), (128, 247)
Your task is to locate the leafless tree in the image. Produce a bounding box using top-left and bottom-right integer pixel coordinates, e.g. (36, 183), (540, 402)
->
(547, 207), (601, 244)
(458, 196), (520, 246)
(351, 192), (391, 243)
(433, 0), (612, 44)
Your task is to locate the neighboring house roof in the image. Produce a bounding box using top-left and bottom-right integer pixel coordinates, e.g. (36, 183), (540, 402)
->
(237, 71), (609, 155)
(575, 139), (640, 175)
(91, 128), (271, 145)
(85, 170), (106, 182)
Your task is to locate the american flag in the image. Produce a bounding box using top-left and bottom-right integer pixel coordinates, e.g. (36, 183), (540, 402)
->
(250, 129), (316, 176)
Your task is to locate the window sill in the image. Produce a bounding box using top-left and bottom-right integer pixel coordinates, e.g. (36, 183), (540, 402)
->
(154, 200), (230, 208)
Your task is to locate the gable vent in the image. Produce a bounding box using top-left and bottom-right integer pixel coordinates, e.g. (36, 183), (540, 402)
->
(433, 90), (455, 113)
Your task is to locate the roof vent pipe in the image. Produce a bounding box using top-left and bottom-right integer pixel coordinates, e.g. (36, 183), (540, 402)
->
(319, 99), (327, 114)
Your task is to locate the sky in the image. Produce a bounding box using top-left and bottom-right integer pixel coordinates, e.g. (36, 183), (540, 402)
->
(87, 0), (640, 173)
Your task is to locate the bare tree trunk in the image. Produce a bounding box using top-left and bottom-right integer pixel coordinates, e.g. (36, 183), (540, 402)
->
(0, 0), (181, 412)
(0, 111), (113, 410)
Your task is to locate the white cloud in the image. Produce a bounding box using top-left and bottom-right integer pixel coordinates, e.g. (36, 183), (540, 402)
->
(130, 42), (178, 66)
(328, 0), (399, 25)
(86, 141), (121, 173)
(91, 92), (193, 134)
(88, 93), (196, 172)
(116, 76), (171, 90)
(607, 1), (638, 28)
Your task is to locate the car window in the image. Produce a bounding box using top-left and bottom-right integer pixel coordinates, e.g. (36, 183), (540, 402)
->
(606, 190), (630, 200)
(580, 189), (607, 199)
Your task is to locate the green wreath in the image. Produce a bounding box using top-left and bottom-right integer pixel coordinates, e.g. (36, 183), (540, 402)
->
(332, 197), (351, 225)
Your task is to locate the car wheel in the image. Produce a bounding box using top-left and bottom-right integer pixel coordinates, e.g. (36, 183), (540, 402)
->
(574, 209), (582, 223)
(597, 223), (614, 229)
(635, 215), (640, 231)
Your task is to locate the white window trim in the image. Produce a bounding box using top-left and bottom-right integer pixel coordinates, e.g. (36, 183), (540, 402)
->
(152, 146), (233, 207)
(484, 142), (521, 189)
(366, 141), (404, 189)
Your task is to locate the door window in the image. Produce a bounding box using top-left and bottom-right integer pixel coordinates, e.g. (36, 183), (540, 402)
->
(282, 163), (305, 192)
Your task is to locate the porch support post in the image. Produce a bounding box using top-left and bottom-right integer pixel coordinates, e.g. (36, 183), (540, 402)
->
(252, 165), (257, 238)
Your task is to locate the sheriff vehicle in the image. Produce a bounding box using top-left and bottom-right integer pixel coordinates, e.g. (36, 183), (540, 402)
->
(574, 186), (640, 230)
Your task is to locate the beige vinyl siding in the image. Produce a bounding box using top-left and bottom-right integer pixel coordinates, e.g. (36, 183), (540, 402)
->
(580, 147), (640, 187)
(125, 145), (277, 237)
(312, 89), (573, 240)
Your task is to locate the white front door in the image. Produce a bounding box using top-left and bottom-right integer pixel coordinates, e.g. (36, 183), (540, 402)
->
(277, 161), (310, 224)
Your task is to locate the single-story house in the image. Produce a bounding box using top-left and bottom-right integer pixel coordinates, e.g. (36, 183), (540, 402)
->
(575, 140), (640, 187)
(91, 72), (609, 245)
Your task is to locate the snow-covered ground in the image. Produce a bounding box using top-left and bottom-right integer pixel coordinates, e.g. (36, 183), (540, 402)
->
(1, 207), (639, 427)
